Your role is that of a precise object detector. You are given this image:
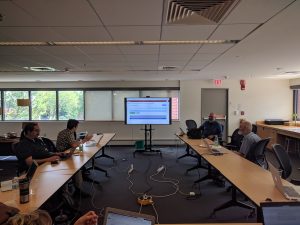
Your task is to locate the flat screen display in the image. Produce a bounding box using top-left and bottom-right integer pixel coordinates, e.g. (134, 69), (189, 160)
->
(125, 97), (171, 125)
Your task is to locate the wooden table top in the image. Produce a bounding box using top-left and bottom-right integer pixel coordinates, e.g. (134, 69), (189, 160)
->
(160, 224), (262, 225)
(0, 133), (115, 212)
(178, 135), (290, 206)
(256, 121), (300, 136)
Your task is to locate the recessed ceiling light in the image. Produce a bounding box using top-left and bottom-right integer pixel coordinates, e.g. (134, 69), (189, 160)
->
(23, 66), (57, 72)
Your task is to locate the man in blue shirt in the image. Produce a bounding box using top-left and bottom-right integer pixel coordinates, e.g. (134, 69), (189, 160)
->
(199, 112), (222, 140)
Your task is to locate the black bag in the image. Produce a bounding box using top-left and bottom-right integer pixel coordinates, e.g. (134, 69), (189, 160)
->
(187, 128), (202, 139)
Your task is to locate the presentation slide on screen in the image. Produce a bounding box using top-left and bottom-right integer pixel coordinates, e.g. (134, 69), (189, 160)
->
(125, 97), (171, 125)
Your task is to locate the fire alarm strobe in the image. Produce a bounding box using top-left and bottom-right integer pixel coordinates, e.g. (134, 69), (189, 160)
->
(137, 194), (153, 206)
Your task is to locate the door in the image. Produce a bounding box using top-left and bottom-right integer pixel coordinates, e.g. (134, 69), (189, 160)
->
(201, 89), (228, 140)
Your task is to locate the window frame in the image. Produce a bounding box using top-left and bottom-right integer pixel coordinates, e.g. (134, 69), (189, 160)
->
(0, 87), (180, 122)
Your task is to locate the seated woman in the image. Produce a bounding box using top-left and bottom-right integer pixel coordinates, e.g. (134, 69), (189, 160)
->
(5, 210), (98, 225)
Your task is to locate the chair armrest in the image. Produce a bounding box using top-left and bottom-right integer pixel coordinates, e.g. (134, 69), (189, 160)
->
(224, 144), (239, 151)
(290, 179), (300, 186)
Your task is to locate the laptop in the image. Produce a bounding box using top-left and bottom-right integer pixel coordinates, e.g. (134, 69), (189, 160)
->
(84, 134), (103, 147)
(201, 139), (222, 155)
(261, 202), (300, 225)
(179, 127), (185, 136)
(103, 207), (155, 225)
(26, 160), (38, 181)
(268, 161), (300, 200)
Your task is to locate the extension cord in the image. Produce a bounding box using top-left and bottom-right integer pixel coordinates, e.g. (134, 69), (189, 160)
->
(157, 166), (164, 173)
(128, 164), (134, 173)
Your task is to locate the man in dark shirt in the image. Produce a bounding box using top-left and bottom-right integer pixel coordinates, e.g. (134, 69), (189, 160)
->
(199, 112), (222, 140)
(15, 123), (61, 173)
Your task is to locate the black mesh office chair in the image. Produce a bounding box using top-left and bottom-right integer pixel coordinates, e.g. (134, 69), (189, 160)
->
(212, 138), (270, 217)
(177, 120), (198, 160)
(223, 128), (243, 151)
(252, 124), (257, 134)
(246, 138), (270, 169)
(272, 144), (300, 185)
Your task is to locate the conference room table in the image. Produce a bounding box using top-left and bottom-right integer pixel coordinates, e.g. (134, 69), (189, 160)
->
(0, 133), (115, 213)
(177, 135), (291, 221)
(161, 224), (262, 225)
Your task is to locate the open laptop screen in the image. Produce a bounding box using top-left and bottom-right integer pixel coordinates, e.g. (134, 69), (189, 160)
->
(261, 202), (300, 225)
(103, 207), (154, 225)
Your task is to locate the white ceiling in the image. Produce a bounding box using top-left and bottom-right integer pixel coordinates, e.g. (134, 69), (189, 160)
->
(0, 0), (299, 82)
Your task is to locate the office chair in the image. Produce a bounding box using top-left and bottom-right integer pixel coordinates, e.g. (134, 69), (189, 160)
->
(272, 144), (300, 185)
(252, 124), (257, 134)
(177, 119), (198, 160)
(40, 137), (57, 152)
(212, 138), (270, 217)
(223, 128), (243, 151)
(246, 138), (270, 169)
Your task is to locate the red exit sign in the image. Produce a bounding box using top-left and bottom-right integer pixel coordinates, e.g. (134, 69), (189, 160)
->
(214, 79), (222, 87)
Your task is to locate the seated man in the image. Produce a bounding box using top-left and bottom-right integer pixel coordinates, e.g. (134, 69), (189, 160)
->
(56, 119), (92, 152)
(199, 112), (222, 141)
(237, 120), (261, 157)
(56, 119), (92, 196)
(15, 123), (62, 174)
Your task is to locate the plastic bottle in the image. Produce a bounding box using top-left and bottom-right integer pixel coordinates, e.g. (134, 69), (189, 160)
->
(79, 140), (83, 152)
(12, 177), (19, 189)
(214, 135), (219, 146)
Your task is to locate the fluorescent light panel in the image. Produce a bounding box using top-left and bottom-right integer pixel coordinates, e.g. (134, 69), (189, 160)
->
(0, 40), (239, 46)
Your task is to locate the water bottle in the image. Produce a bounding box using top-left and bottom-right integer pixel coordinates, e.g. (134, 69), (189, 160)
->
(19, 178), (29, 204)
(79, 140), (83, 152)
(214, 135), (219, 146)
(12, 177), (19, 189)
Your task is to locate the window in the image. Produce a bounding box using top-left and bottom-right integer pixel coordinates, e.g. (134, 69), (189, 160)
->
(140, 90), (179, 120)
(58, 91), (84, 120)
(85, 91), (112, 120)
(0, 88), (180, 121)
(293, 90), (300, 120)
(113, 90), (139, 120)
(4, 91), (29, 120)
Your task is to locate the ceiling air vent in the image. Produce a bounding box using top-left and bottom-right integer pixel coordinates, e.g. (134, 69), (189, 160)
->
(159, 66), (178, 71)
(166, 0), (239, 25)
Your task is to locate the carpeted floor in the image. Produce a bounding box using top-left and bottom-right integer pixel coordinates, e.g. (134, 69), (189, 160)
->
(2, 145), (300, 224)
(71, 145), (300, 224)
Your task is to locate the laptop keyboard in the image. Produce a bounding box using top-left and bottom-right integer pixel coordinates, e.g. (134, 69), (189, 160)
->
(283, 186), (300, 198)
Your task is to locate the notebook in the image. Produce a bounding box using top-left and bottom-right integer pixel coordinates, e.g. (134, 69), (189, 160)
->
(261, 202), (300, 225)
(268, 161), (300, 201)
(103, 207), (155, 225)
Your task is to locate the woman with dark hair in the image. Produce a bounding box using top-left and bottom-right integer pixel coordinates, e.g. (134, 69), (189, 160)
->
(6, 210), (98, 225)
(15, 123), (62, 174)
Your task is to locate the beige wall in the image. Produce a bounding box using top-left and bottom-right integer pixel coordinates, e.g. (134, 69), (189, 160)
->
(0, 79), (292, 143)
(180, 79), (293, 135)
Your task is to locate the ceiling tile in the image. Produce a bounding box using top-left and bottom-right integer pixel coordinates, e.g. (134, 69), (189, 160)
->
(0, 27), (62, 41)
(223, 0), (294, 24)
(13, 0), (102, 26)
(0, 47), (42, 55)
(120, 46), (159, 54)
(192, 53), (220, 61)
(160, 45), (200, 54)
(90, 0), (163, 25)
(79, 46), (122, 55)
(159, 54), (192, 61)
(125, 54), (157, 62)
(36, 46), (83, 56)
(0, 1), (40, 26)
(210, 24), (258, 40)
(161, 25), (216, 40)
(197, 44), (235, 53)
(52, 27), (112, 41)
(108, 26), (160, 41)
